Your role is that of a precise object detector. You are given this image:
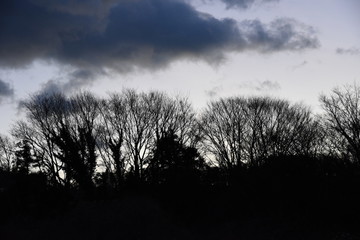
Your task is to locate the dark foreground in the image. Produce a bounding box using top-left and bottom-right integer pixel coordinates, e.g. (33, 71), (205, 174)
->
(1, 182), (360, 240)
(1, 155), (360, 239)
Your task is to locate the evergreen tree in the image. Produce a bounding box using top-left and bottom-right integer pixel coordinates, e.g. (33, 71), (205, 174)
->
(147, 129), (205, 185)
(15, 140), (34, 175)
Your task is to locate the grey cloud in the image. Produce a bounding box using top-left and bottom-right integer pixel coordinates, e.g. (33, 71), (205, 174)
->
(32, 0), (119, 17)
(239, 80), (280, 91)
(0, 0), (102, 67)
(0, 0), (319, 90)
(239, 18), (319, 52)
(205, 86), (223, 97)
(0, 0), (242, 69)
(336, 47), (360, 55)
(63, 69), (100, 91)
(56, 0), (246, 70)
(0, 79), (14, 103)
(217, 0), (279, 9)
(292, 60), (307, 71)
(40, 69), (101, 94)
(255, 80), (280, 91)
(40, 80), (64, 95)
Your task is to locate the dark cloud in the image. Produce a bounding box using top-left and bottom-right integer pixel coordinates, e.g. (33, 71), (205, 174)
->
(56, 0), (246, 70)
(0, 0), (319, 89)
(32, 0), (119, 17)
(0, 0), (102, 67)
(217, 0), (279, 9)
(336, 47), (360, 56)
(0, 79), (14, 103)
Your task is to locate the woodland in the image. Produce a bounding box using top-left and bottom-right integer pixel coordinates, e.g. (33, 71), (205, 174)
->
(1, 84), (360, 239)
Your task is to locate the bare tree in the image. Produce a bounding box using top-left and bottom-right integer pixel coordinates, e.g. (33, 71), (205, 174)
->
(0, 134), (15, 172)
(13, 92), (101, 190)
(96, 90), (199, 183)
(245, 97), (321, 165)
(121, 90), (155, 181)
(10, 89), (201, 186)
(121, 90), (196, 181)
(12, 94), (66, 186)
(97, 94), (127, 187)
(200, 96), (321, 171)
(320, 84), (360, 163)
(199, 97), (248, 170)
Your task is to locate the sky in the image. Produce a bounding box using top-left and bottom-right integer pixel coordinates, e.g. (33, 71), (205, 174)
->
(0, 0), (359, 135)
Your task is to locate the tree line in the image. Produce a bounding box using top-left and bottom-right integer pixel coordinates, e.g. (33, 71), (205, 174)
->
(1, 84), (360, 193)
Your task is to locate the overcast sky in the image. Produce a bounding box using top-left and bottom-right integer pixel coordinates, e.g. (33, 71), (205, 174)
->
(0, 0), (359, 134)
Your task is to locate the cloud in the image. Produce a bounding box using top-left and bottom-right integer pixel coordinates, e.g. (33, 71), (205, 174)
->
(336, 47), (360, 56)
(239, 80), (280, 91)
(0, 79), (14, 103)
(217, 0), (279, 10)
(239, 18), (319, 52)
(255, 80), (280, 91)
(292, 60), (307, 71)
(205, 85), (223, 97)
(40, 69), (102, 94)
(32, 0), (120, 17)
(0, 0), (319, 90)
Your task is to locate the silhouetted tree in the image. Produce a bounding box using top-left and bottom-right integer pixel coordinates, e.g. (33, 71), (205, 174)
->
(0, 134), (15, 172)
(50, 92), (100, 191)
(320, 84), (360, 163)
(97, 94), (127, 188)
(14, 140), (35, 175)
(2, 87), (360, 238)
(146, 129), (205, 186)
(245, 97), (321, 164)
(121, 90), (198, 183)
(199, 97), (248, 171)
(12, 89), (199, 189)
(12, 95), (66, 186)
(200, 96), (321, 178)
(14, 92), (100, 191)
